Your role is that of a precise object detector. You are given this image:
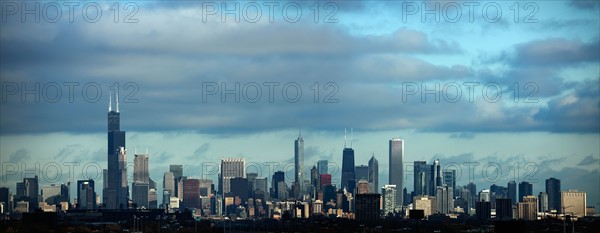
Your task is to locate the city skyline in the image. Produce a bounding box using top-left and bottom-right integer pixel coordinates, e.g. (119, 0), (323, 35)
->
(0, 102), (595, 210)
(0, 99), (598, 233)
(0, 112), (598, 209)
(0, 0), (600, 218)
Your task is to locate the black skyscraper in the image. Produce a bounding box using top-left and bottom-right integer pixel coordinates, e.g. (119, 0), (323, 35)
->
(15, 176), (38, 212)
(77, 179), (97, 210)
(341, 148), (355, 193)
(508, 181), (517, 205)
(545, 178), (561, 212)
(476, 201), (491, 221)
(518, 181), (533, 203)
(0, 187), (9, 213)
(414, 161), (433, 196)
(271, 171), (285, 199)
(104, 92), (128, 209)
(294, 134), (304, 195)
(495, 198), (513, 220)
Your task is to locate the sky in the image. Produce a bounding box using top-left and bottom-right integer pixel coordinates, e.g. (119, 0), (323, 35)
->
(0, 0), (599, 208)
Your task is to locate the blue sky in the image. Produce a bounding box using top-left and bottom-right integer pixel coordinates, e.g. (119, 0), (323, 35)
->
(1, 0), (599, 208)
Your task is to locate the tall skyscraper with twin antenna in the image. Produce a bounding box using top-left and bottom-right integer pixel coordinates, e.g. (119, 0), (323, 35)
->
(104, 91), (128, 209)
(294, 131), (304, 196)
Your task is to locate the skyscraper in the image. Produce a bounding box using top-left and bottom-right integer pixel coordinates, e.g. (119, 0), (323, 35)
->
(561, 190), (586, 218)
(319, 174), (332, 189)
(230, 177), (249, 205)
(355, 193), (381, 222)
(170, 165), (183, 179)
(134, 153), (149, 184)
(442, 169), (456, 196)
(414, 161), (432, 196)
(435, 186), (453, 214)
(433, 159), (442, 188)
(220, 158), (246, 195)
(476, 201), (491, 221)
(518, 195), (538, 221)
(545, 177), (561, 212)
(317, 160), (328, 175)
(538, 192), (548, 212)
(357, 180), (369, 194)
(104, 93), (128, 209)
(254, 177), (268, 195)
(507, 181), (517, 206)
(183, 179), (201, 209)
(0, 187), (9, 213)
(169, 165), (183, 199)
(466, 182), (477, 210)
(41, 183), (68, 205)
(479, 189), (491, 202)
(77, 179), (96, 210)
(389, 138), (404, 208)
(198, 179), (213, 197)
(368, 155), (379, 194)
(294, 133), (304, 195)
(518, 181), (533, 202)
(355, 165), (369, 181)
(247, 172), (258, 196)
(341, 147), (355, 193)
(0, 187), (11, 212)
(132, 153), (150, 208)
(413, 196), (437, 217)
(163, 171), (174, 208)
(16, 176), (39, 212)
(271, 171), (285, 199)
(163, 172), (175, 196)
(495, 198), (513, 220)
(382, 185), (397, 215)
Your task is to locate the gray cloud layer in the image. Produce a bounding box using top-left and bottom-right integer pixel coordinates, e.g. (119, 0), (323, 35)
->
(1, 2), (598, 136)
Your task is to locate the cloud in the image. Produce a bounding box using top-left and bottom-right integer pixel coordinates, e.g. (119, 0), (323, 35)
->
(449, 132), (475, 139)
(569, 0), (600, 9)
(534, 79), (600, 133)
(53, 144), (80, 161)
(8, 149), (30, 163)
(577, 155), (600, 166)
(189, 143), (211, 159)
(0, 4), (598, 137)
(511, 38), (599, 67)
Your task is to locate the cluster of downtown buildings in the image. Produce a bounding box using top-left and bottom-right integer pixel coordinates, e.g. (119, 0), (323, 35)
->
(0, 96), (593, 224)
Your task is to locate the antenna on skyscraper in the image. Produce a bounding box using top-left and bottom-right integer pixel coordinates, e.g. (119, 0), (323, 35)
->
(116, 90), (119, 113)
(351, 128), (353, 148)
(344, 128), (347, 148)
(109, 90), (112, 112)
(146, 147), (148, 154)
